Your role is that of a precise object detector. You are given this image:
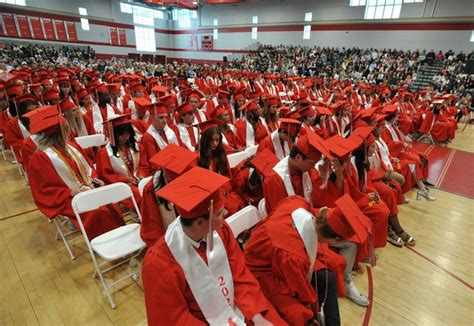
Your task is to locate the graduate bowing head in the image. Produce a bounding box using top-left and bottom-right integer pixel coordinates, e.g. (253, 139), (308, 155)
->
(103, 114), (137, 152)
(156, 167), (229, 232)
(150, 144), (198, 182)
(321, 194), (372, 244)
(291, 131), (333, 172)
(24, 105), (69, 148)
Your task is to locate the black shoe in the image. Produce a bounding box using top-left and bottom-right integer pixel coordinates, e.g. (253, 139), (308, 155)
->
(423, 179), (435, 187)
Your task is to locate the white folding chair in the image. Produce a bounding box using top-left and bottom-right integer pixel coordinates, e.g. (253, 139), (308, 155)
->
(0, 134), (7, 160)
(138, 176), (153, 196)
(72, 182), (146, 309)
(53, 215), (82, 260)
(75, 134), (108, 149)
(227, 150), (249, 168)
(258, 198), (268, 219)
(10, 146), (25, 176)
(416, 113), (435, 144)
(245, 145), (258, 156)
(226, 205), (263, 238)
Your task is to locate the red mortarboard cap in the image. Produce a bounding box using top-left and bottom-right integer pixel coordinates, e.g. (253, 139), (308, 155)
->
(134, 97), (152, 109)
(71, 79), (81, 87)
(295, 132), (332, 161)
(210, 105), (227, 120)
(348, 126), (375, 148)
(278, 118), (300, 137)
(59, 97), (77, 113)
(107, 83), (121, 93)
(95, 83), (109, 94)
(325, 134), (359, 159)
(248, 91), (261, 100)
(176, 102), (194, 118)
(151, 102), (168, 115)
(238, 100), (259, 113)
(25, 105), (65, 134)
(43, 89), (60, 101)
(199, 118), (224, 134)
(28, 83), (42, 90)
(297, 106), (315, 118)
(250, 148), (280, 176)
(188, 90), (202, 100)
(56, 76), (70, 85)
(103, 113), (133, 128)
(432, 97), (445, 104)
(315, 106), (332, 116)
(326, 194), (372, 243)
(266, 96), (281, 107)
(373, 114), (387, 127)
(159, 94), (177, 106)
(150, 144), (198, 179)
(76, 88), (91, 100)
(6, 86), (23, 97)
(14, 94), (37, 104)
(156, 167), (229, 219)
(151, 85), (168, 94)
(383, 104), (398, 114)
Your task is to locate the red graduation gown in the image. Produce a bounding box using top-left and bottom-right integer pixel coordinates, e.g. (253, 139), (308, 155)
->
(19, 136), (37, 174)
(235, 119), (269, 147)
(4, 117), (26, 156)
(27, 146), (124, 239)
(139, 175), (167, 247)
(245, 196), (345, 325)
(0, 108), (11, 134)
(142, 222), (286, 325)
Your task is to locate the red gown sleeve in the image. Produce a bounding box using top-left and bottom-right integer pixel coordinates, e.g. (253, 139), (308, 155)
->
(140, 132), (159, 162)
(95, 147), (130, 184)
(139, 179), (165, 247)
(263, 173), (288, 213)
(137, 142), (151, 177)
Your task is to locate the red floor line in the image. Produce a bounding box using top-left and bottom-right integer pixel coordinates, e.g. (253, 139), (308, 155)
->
(435, 149), (456, 188)
(405, 246), (474, 290)
(0, 208), (39, 221)
(362, 266), (374, 326)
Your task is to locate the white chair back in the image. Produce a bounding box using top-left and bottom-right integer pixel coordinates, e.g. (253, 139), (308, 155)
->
(226, 205), (262, 237)
(75, 134), (108, 149)
(227, 150), (249, 168)
(258, 198), (268, 219)
(138, 176), (153, 196)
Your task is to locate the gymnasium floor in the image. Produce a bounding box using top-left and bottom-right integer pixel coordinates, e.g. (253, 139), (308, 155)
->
(0, 124), (473, 325)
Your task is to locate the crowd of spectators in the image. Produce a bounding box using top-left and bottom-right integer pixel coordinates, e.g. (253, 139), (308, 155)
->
(230, 45), (473, 94)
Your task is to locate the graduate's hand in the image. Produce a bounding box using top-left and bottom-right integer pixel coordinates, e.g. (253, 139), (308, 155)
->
(92, 178), (105, 187)
(368, 192), (380, 202)
(392, 157), (400, 163)
(251, 313), (273, 326)
(332, 159), (344, 178)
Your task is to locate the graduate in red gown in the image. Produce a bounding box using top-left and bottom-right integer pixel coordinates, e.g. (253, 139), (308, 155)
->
(95, 114), (151, 204)
(235, 100), (269, 148)
(139, 144), (198, 247)
(175, 101), (200, 152)
(263, 131), (333, 213)
(211, 105), (243, 154)
(257, 118), (300, 160)
(197, 119), (245, 216)
(245, 194), (372, 325)
(140, 102), (182, 161)
(26, 106), (124, 240)
(142, 167), (286, 325)
(350, 127), (415, 247)
(59, 97), (95, 137)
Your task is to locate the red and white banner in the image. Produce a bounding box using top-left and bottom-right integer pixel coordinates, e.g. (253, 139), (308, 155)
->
(29, 16), (44, 39)
(66, 22), (77, 41)
(41, 18), (55, 40)
(2, 14), (18, 37)
(109, 27), (118, 45)
(54, 20), (67, 41)
(15, 15), (31, 38)
(118, 28), (127, 45)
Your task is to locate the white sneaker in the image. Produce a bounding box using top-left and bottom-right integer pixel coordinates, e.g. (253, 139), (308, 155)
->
(345, 281), (369, 307)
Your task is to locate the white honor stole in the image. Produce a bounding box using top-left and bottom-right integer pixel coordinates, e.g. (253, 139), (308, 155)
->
(165, 219), (245, 325)
(116, 98), (124, 113)
(18, 119), (30, 139)
(341, 116), (351, 138)
(177, 123), (198, 152)
(44, 144), (92, 193)
(270, 130), (289, 160)
(259, 117), (270, 134)
(221, 124), (236, 146)
(147, 124), (179, 150)
(292, 208), (318, 282)
(273, 156), (312, 203)
(105, 143), (139, 178)
(91, 103), (104, 134)
(375, 139), (394, 171)
(245, 121), (255, 148)
(195, 109), (207, 124)
(330, 116), (341, 135)
(105, 103), (116, 118)
(128, 100), (137, 119)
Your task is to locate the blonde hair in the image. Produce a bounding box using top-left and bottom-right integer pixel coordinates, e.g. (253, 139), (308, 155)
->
(37, 122), (70, 150)
(63, 110), (85, 136)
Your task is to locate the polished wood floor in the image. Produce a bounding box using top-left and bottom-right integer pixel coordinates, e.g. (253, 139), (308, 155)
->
(0, 124), (473, 325)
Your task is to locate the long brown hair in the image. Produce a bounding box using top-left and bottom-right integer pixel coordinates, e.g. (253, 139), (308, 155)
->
(198, 126), (229, 176)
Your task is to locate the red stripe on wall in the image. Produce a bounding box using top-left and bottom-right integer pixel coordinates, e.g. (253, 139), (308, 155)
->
(1, 6), (473, 35)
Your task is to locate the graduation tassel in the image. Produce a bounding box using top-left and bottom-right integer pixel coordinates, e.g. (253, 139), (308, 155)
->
(208, 199), (214, 253)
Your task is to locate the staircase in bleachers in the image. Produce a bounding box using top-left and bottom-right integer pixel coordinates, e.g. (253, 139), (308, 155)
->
(410, 61), (444, 92)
